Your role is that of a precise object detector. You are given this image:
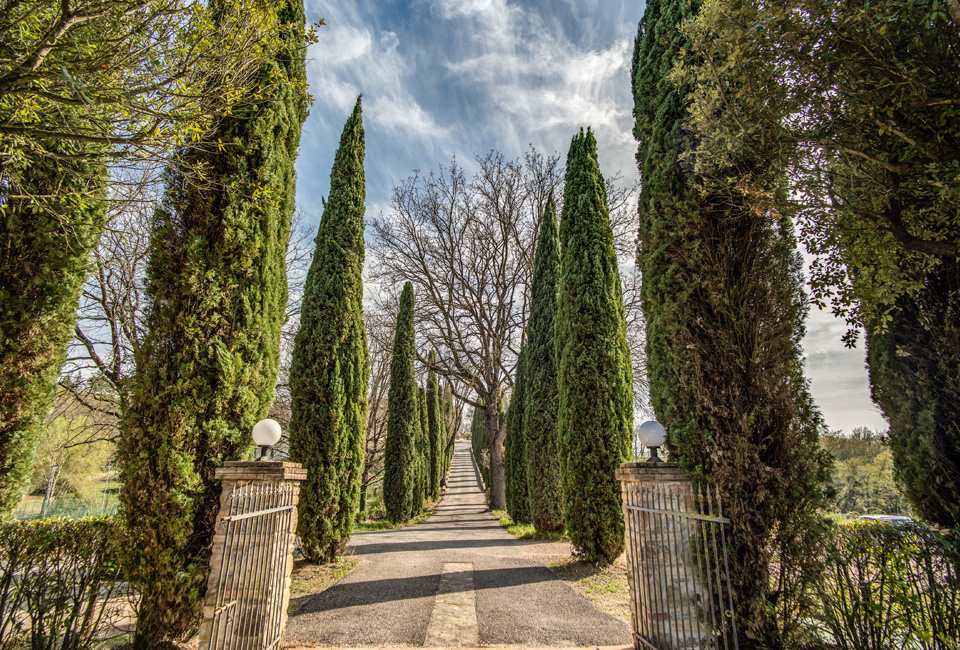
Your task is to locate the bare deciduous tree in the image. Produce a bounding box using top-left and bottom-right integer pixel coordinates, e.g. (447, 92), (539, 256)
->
(370, 150), (561, 509)
(371, 149), (648, 507)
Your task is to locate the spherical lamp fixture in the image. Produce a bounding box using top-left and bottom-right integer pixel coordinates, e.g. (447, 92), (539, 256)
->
(637, 420), (667, 462)
(252, 418), (282, 460)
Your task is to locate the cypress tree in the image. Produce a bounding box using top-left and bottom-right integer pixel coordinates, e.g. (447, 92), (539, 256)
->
(556, 129), (633, 564)
(383, 283), (417, 523)
(634, 5), (831, 644)
(414, 384), (428, 512)
(288, 97), (368, 563)
(117, 0), (308, 642)
(0, 152), (107, 517)
(867, 268), (960, 529)
(426, 351), (443, 500)
(504, 344), (530, 523)
(524, 195), (564, 533)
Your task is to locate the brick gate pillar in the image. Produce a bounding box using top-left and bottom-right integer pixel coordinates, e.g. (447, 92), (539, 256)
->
(199, 461), (307, 650)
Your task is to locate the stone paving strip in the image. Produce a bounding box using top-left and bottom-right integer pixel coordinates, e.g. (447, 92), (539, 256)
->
(423, 563), (479, 646)
(284, 441), (631, 647)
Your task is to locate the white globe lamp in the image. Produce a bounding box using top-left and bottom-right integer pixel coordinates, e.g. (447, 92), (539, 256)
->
(637, 420), (667, 463)
(252, 418), (282, 460)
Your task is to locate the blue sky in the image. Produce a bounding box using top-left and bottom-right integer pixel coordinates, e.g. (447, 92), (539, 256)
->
(294, 0), (887, 433)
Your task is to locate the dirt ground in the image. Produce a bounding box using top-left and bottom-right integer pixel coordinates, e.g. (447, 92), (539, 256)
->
(289, 556), (360, 598)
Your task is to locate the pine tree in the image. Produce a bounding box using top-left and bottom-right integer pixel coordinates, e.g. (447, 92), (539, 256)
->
(505, 344), (530, 523)
(426, 351), (443, 500)
(288, 97), (368, 563)
(383, 283), (417, 523)
(117, 0), (308, 642)
(634, 4), (831, 644)
(0, 153), (107, 517)
(557, 129), (633, 564)
(524, 195), (564, 533)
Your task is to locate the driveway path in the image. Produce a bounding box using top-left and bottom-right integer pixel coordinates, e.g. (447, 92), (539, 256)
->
(286, 441), (632, 647)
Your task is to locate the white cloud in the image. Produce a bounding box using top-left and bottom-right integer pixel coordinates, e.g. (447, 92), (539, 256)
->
(305, 5), (449, 142)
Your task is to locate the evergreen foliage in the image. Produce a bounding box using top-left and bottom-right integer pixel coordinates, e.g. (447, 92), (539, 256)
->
(504, 345), (530, 524)
(676, 0), (960, 530)
(288, 97), (369, 563)
(524, 195), (564, 533)
(413, 385), (428, 512)
(0, 152), (107, 517)
(634, 4), (831, 644)
(867, 267), (960, 528)
(556, 129), (633, 564)
(117, 0), (308, 642)
(426, 351), (443, 500)
(383, 283), (417, 523)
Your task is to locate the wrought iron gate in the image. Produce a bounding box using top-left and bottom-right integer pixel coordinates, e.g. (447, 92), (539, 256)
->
(200, 462), (305, 650)
(620, 464), (739, 650)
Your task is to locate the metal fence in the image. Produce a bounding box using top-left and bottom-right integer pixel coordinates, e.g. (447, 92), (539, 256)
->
(622, 474), (739, 650)
(202, 479), (298, 650)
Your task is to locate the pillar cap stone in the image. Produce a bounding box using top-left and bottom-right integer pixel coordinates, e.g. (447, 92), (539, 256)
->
(215, 461), (307, 482)
(616, 461), (688, 483)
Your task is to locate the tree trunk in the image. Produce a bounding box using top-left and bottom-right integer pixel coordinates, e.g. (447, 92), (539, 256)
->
(484, 401), (506, 510)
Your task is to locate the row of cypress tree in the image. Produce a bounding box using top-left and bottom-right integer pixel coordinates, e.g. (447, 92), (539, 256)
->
(382, 283), (450, 523)
(504, 130), (633, 564)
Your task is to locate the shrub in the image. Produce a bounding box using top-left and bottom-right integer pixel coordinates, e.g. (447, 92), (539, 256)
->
(813, 522), (959, 650)
(0, 518), (131, 650)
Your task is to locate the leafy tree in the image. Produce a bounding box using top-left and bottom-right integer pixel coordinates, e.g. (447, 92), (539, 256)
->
(635, 2), (832, 643)
(0, 0), (308, 192)
(679, 0), (960, 529)
(426, 351), (443, 500)
(288, 97), (368, 563)
(117, 0), (308, 641)
(0, 151), (107, 517)
(524, 195), (564, 534)
(383, 283), (417, 523)
(556, 129), (633, 564)
(504, 344), (530, 524)
(822, 429), (908, 516)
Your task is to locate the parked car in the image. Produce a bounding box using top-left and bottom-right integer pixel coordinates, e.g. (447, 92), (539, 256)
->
(858, 514), (914, 524)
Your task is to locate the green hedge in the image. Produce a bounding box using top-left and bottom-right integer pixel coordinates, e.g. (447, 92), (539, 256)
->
(812, 522), (959, 650)
(0, 518), (130, 650)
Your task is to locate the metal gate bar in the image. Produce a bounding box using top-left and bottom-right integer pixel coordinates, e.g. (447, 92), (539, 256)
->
(618, 463), (739, 650)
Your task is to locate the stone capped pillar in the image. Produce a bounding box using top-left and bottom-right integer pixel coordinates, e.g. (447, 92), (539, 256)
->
(617, 462), (716, 650)
(199, 461), (307, 650)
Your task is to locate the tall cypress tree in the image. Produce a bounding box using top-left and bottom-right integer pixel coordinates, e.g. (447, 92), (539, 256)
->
(426, 351), (443, 500)
(414, 384), (428, 512)
(634, 5), (830, 645)
(118, 0), (308, 642)
(524, 195), (564, 534)
(505, 344), (530, 523)
(383, 283), (417, 523)
(557, 129), (633, 565)
(288, 97), (368, 563)
(0, 152), (107, 517)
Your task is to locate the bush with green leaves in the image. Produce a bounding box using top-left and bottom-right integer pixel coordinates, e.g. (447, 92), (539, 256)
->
(812, 522), (959, 650)
(0, 518), (130, 650)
